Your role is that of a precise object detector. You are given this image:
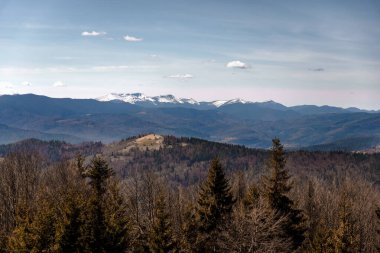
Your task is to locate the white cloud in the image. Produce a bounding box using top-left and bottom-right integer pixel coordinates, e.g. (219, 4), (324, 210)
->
(124, 35), (143, 42)
(81, 31), (106, 36)
(166, 74), (194, 79)
(53, 81), (66, 87)
(22, 81), (32, 86)
(226, 60), (249, 69)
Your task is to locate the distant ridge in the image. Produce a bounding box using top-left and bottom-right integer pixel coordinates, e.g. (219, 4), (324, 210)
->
(0, 93), (379, 149)
(96, 92), (378, 113)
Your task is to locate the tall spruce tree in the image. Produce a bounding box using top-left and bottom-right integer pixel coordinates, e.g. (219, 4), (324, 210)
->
(83, 156), (111, 253)
(194, 158), (235, 252)
(57, 201), (83, 253)
(103, 182), (130, 253)
(148, 191), (177, 253)
(262, 138), (306, 250)
(81, 156), (129, 253)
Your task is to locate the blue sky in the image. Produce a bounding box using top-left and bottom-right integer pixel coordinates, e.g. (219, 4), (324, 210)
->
(0, 0), (379, 109)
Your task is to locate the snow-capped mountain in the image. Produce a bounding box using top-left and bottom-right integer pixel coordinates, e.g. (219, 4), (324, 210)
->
(97, 93), (155, 104)
(96, 93), (251, 108)
(95, 93), (374, 114)
(97, 93), (196, 106)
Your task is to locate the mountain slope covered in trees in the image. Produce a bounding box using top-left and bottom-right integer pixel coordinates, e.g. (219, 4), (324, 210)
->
(1, 94), (379, 150)
(0, 135), (379, 252)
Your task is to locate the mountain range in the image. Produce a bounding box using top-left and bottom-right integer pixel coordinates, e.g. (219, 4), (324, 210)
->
(0, 93), (379, 151)
(96, 93), (377, 113)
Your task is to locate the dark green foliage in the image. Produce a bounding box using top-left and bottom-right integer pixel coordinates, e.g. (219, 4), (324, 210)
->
(57, 202), (83, 253)
(81, 156), (129, 253)
(86, 156), (114, 197)
(103, 183), (130, 253)
(148, 192), (177, 253)
(193, 158), (235, 251)
(263, 138), (306, 250)
(196, 159), (235, 232)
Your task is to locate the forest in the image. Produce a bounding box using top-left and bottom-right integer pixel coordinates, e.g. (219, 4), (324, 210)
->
(0, 136), (379, 252)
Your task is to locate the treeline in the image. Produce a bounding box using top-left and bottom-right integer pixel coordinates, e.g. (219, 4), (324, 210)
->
(0, 139), (380, 252)
(0, 138), (102, 162)
(110, 136), (380, 186)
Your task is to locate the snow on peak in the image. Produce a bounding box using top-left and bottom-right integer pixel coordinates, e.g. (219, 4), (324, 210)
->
(212, 100), (229, 107)
(97, 93), (256, 108)
(153, 94), (179, 103)
(179, 98), (200, 105)
(225, 98), (249, 105)
(96, 93), (154, 104)
(212, 98), (250, 107)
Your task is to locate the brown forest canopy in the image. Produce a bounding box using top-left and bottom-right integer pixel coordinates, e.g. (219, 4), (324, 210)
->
(0, 135), (379, 252)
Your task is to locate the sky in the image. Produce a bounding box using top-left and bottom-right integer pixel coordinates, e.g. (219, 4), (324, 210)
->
(0, 0), (379, 109)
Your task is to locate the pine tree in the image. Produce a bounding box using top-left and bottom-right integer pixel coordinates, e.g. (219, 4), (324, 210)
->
(7, 198), (57, 253)
(81, 156), (129, 253)
(148, 191), (177, 253)
(103, 181), (130, 253)
(194, 158), (235, 252)
(57, 200), (83, 253)
(262, 138), (306, 250)
(85, 156), (114, 198)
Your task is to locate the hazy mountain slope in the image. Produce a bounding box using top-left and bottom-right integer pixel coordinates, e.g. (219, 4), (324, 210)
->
(0, 123), (81, 144)
(1, 94), (379, 150)
(303, 136), (380, 152)
(218, 103), (301, 121)
(0, 138), (102, 161)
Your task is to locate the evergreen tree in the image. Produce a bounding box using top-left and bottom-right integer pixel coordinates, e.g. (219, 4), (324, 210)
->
(57, 200), (83, 253)
(148, 191), (177, 253)
(7, 200), (57, 252)
(103, 182), (130, 253)
(194, 158), (235, 251)
(85, 156), (114, 198)
(262, 138), (306, 250)
(81, 156), (129, 253)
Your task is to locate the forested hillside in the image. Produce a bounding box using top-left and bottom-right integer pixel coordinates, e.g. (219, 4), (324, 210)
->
(0, 135), (379, 252)
(1, 94), (380, 150)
